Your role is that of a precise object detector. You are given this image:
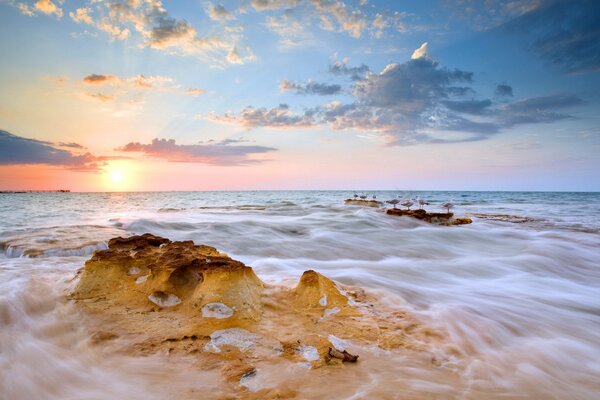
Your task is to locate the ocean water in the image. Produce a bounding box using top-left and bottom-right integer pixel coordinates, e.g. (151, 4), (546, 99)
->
(1, 191), (599, 399)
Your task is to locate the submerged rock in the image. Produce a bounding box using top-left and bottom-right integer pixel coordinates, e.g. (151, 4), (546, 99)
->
(386, 208), (473, 225)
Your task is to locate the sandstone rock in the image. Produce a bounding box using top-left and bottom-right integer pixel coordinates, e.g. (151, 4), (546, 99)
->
(72, 234), (454, 398)
(344, 199), (381, 207)
(71, 233), (264, 323)
(294, 270), (358, 317)
(386, 208), (472, 225)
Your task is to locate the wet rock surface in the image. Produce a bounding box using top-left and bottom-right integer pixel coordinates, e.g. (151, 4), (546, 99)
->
(71, 234), (456, 398)
(344, 199), (382, 207)
(386, 209), (473, 225)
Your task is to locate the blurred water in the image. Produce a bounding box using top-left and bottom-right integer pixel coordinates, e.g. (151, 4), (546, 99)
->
(1, 191), (599, 399)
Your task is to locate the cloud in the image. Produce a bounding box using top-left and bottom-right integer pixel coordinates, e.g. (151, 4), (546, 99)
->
(441, 99), (492, 115)
(208, 104), (316, 128)
(61, 0), (254, 66)
(34, 0), (62, 17)
(444, 0), (542, 31)
(58, 142), (86, 149)
(280, 79), (341, 95)
(69, 7), (93, 24)
(81, 73), (175, 90)
(85, 92), (115, 102)
(14, 0), (62, 18)
(0, 130), (108, 171)
(411, 42), (429, 59)
(264, 9), (316, 49)
(209, 42), (586, 145)
(328, 60), (370, 80)
(116, 138), (276, 165)
(353, 57), (473, 113)
(184, 88), (206, 95)
(498, 93), (584, 125)
(311, 0), (367, 38)
(502, 0), (600, 74)
(252, 0), (400, 39)
(495, 82), (513, 97)
(83, 74), (117, 84)
(206, 3), (234, 21)
(250, 0), (300, 11)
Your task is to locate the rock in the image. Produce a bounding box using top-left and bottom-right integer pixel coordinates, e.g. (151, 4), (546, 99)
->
(71, 234), (453, 398)
(449, 217), (473, 225)
(344, 199), (381, 207)
(386, 208), (472, 225)
(328, 347), (359, 362)
(294, 270), (358, 317)
(71, 233), (264, 323)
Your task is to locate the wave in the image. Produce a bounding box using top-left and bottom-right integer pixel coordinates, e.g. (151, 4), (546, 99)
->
(0, 225), (125, 258)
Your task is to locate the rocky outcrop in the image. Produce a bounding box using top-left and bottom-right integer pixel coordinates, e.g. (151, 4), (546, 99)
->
(344, 199), (381, 207)
(72, 233), (264, 326)
(386, 209), (472, 225)
(72, 234), (455, 398)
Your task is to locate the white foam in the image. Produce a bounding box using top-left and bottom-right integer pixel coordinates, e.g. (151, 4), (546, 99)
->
(204, 328), (256, 353)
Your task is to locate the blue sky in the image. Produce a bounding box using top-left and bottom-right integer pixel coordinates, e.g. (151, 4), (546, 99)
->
(0, 0), (599, 191)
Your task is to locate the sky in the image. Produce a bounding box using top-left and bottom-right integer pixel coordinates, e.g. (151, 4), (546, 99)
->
(0, 0), (599, 192)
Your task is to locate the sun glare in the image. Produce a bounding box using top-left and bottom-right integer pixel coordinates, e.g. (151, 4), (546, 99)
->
(111, 170), (124, 183)
(102, 162), (134, 191)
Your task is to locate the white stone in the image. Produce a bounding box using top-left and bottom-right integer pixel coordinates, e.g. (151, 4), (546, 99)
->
(201, 302), (234, 319)
(204, 328), (257, 353)
(148, 291), (181, 307)
(128, 267), (140, 275)
(319, 294), (327, 306)
(297, 345), (320, 361)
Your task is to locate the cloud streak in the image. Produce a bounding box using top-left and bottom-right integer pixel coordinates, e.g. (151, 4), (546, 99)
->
(280, 79), (341, 95)
(116, 138), (276, 165)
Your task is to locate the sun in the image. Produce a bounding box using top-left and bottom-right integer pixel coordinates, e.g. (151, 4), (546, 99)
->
(102, 162), (133, 191)
(111, 169), (124, 183)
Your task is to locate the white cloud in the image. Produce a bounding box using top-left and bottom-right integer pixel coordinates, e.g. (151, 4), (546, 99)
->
(411, 42), (429, 59)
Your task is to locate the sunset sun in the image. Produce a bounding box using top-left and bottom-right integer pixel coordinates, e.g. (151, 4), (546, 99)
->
(110, 169), (124, 183)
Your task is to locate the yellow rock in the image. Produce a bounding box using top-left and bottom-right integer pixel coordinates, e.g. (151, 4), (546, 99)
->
(72, 233), (264, 323)
(294, 270), (359, 317)
(71, 234), (454, 398)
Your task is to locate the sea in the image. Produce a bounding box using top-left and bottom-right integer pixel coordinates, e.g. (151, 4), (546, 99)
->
(1, 191), (599, 399)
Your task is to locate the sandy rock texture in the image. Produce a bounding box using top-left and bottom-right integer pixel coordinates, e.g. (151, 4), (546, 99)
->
(71, 234), (457, 399)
